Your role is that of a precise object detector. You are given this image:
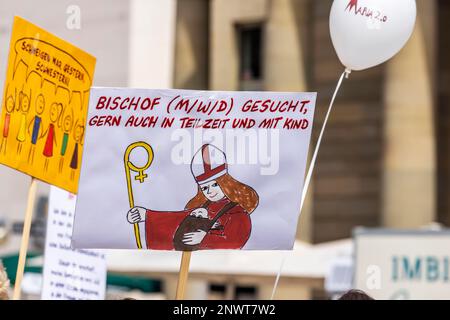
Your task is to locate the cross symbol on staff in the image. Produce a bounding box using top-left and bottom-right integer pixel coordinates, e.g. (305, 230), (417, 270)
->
(124, 141), (154, 249)
(135, 171), (148, 183)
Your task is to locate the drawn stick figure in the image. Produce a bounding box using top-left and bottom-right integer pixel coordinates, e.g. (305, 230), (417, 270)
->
(0, 85), (16, 155)
(70, 119), (84, 180)
(42, 102), (63, 171)
(58, 106), (74, 173)
(16, 89), (31, 155)
(27, 93), (46, 164)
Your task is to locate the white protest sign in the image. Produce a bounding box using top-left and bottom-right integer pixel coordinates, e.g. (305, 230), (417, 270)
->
(354, 229), (450, 300)
(72, 88), (316, 250)
(42, 186), (107, 300)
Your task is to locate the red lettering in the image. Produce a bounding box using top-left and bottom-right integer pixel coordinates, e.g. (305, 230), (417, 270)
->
(96, 96), (107, 109)
(95, 96), (162, 111)
(242, 100), (252, 112)
(88, 115), (121, 127)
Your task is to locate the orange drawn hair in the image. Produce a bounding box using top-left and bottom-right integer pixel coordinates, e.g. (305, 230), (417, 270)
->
(185, 173), (259, 213)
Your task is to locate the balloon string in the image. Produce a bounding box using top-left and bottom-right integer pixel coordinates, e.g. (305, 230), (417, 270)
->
(270, 68), (351, 300)
(270, 253), (287, 300)
(300, 68), (350, 208)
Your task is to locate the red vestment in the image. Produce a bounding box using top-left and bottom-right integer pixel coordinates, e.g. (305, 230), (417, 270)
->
(3, 113), (10, 137)
(145, 197), (251, 250)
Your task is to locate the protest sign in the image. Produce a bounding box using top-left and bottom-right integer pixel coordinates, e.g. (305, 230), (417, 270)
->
(0, 16), (96, 193)
(42, 186), (106, 300)
(72, 88), (316, 251)
(0, 16), (96, 300)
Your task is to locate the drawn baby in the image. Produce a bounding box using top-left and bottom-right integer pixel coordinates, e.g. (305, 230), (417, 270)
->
(189, 208), (208, 218)
(189, 208), (221, 229)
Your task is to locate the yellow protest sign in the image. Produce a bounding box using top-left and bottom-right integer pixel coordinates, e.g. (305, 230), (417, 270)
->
(0, 17), (96, 193)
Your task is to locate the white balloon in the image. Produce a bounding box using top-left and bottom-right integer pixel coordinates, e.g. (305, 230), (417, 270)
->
(330, 0), (416, 71)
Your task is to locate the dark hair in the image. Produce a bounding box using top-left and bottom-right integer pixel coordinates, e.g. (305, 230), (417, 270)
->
(338, 289), (374, 300)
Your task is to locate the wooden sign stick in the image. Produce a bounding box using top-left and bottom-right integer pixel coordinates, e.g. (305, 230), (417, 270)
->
(13, 177), (38, 300)
(175, 251), (192, 299)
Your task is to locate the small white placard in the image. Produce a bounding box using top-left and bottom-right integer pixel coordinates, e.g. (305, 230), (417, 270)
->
(41, 186), (107, 300)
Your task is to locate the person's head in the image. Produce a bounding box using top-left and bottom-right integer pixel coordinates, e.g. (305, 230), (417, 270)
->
(338, 289), (374, 300)
(5, 95), (14, 113)
(187, 144), (259, 212)
(50, 102), (63, 123)
(4, 85), (15, 113)
(59, 105), (74, 132)
(63, 114), (73, 132)
(63, 108), (73, 132)
(35, 94), (45, 115)
(74, 122), (85, 142)
(199, 179), (225, 202)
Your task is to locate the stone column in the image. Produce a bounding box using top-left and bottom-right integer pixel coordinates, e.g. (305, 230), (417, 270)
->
(173, 0), (209, 89)
(128, 0), (177, 88)
(264, 0), (311, 242)
(264, 0), (308, 91)
(210, 0), (268, 90)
